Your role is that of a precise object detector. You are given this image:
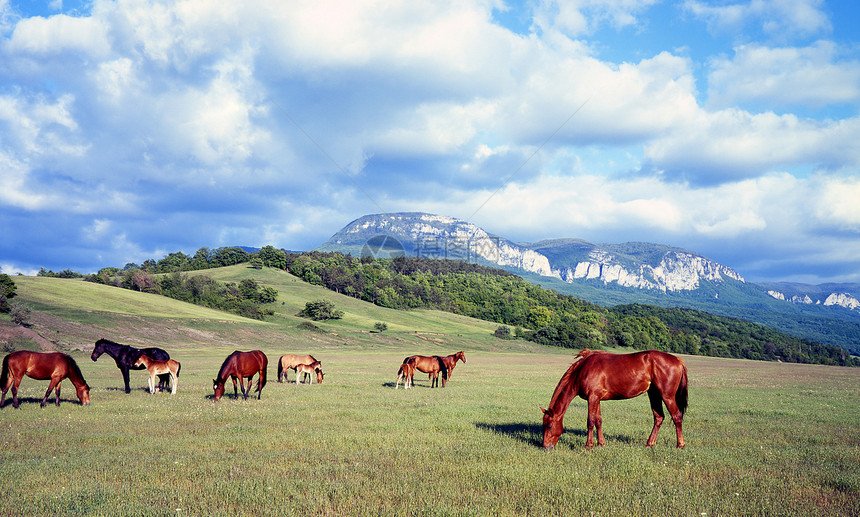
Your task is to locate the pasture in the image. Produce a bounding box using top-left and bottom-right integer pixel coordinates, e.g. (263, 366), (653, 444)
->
(1, 348), (857, 516)
(2, 273), (858, 515)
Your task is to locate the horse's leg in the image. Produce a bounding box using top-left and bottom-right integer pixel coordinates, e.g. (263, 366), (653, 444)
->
(42, 379), (60, 408)
(585, 398), (602, 450)
(231, 377), (239, 398)
(11, 374), (23, 408)
(660, 390), (685, 449)
(170, 371), (177, 395)
(595, 402), (606, 446)
(55, 380), (62, 406)
(646, 385), (665, 448)
(121, 366), (132, 394)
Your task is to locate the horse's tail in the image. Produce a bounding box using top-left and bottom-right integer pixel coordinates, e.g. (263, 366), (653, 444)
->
(676, 362), (689, 416)
(0, 354), (10, 389)
(277, 359), (284, 382)
(176, 361), (181, 377)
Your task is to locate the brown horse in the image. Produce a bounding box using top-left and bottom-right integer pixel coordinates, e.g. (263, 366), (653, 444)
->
(1, 351), (91, 408)
(395, 361), (415, 389)
(402, 355), (448, 388)
(134, 355), (181, 395)
(294, 361), (324, 384)
(437, 351), (466, 382)
(277, 354), (318, 383)
(213, 350), (268, 401)
(541, 349), (688, 450)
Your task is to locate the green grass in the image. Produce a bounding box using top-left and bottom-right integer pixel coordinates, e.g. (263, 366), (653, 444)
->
(1, 271), (858, 516)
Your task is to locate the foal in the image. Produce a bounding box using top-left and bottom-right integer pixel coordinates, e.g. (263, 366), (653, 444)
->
(294, 361), (324, 384)
(395, 361), (415, 389)
(134, 355), (181, 395)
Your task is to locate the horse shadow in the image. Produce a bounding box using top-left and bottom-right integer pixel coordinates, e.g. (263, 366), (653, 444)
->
(0, 396), (87, 408)
(381, 381), (436, 389)
(475, 422), (634, 449)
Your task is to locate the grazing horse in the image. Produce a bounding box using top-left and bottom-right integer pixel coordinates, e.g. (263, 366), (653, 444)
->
(1, 351), (91, 408)
(213, 350), (268, 401)
(403, 355), (448, 388)
(134, 355), (181, 395)
(541, 349), (688, 450)
(294, 361), (324, 384)
(395, 361), (415, 389)
(91, 338), (172, 393)
(277, 354), (318, 383)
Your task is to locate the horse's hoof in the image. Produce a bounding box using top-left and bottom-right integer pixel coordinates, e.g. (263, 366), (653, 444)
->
(543, 445), (554, 452)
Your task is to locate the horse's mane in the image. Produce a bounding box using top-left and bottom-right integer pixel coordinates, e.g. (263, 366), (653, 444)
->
(546, 349), (596, 411)
(96, 338), (132, 349)
(216, 351), (241, 381)
(66, 355), (90, 389)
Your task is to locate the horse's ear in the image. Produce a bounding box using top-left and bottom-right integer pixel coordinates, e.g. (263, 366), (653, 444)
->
(540, 406), (550, 415)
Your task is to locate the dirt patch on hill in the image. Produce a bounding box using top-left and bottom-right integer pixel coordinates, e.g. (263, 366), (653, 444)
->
(0, 323), (57, 352)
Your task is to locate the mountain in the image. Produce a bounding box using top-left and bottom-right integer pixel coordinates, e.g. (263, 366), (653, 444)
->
(318, 213), (744, 292)
(317, 212), (860, 354)
(758, 282), (860, 312)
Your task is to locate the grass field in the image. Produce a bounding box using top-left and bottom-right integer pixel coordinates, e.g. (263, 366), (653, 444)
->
(1, 272), (858, 516)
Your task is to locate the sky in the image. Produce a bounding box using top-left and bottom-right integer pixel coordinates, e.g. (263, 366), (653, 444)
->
(1, 0), (859, 284)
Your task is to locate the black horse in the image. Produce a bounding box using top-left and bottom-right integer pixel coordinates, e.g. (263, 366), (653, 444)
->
(91, 338), (172, 393)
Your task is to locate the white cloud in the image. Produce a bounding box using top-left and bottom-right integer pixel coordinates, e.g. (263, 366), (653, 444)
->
(5, 12), (110, 57)
(644, 109), (860, 183)
(708, 42), (860, 108)
(685, 0), (830, 40)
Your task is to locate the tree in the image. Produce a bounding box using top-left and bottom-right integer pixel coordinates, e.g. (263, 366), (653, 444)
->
(0, 274), (16, 313)
(299, 300), (344, 321)
(212, 247), (250, 267)
(258, 245), (287, 269)
(374, 322), (388, 333)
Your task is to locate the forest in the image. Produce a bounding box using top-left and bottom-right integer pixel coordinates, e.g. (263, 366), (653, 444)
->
(283, 252), (858, 366)
(36, 247), (857, 366)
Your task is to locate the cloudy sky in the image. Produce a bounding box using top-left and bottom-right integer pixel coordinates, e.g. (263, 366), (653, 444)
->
(1, 0), (858, 284)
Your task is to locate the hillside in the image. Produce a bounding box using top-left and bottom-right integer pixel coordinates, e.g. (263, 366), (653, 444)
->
(317, 212), (860, 354)
(3, 267), (532, 356)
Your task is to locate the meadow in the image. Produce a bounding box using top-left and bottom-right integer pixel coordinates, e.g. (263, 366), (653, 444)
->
(1, 273), (858, 516)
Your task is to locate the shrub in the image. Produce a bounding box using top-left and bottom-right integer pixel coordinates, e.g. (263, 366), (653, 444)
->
(374, 322), (388, 333)
(10, 303), (30, 326)
(299, 300), (344, 321)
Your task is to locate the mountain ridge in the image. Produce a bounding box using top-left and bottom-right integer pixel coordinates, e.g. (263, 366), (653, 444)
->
(316, 212), (860, 354)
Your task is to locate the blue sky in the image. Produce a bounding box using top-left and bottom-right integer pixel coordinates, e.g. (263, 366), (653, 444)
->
(1, 0), (859, 284)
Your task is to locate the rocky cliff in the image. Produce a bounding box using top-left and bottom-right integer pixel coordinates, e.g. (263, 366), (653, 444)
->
(319, 212), (745, 292)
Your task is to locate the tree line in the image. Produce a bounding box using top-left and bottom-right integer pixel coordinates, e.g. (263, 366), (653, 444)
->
(80, 246), (282, 320)
(284, 252), (857, 366)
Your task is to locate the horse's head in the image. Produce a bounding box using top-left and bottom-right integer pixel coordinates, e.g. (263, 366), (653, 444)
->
(77, 384), (91, 406)
(540, 407), (562, 450)
(133, 355), (147, 368)
(91, 340), (105, 361)
(212, 379), (226, 401)
(316, 368), (324, 384)
(457, 351), (466, 363)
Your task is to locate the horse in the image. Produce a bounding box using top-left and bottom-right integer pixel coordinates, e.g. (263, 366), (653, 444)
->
(134, 355), (181, 395)
(541, 349), (688, 451)
(395, 360), (415, 389)
(1, 351), (91, 409)
(294, 361), (324, 384)
(277, 354), (318, 383)
(91, 338), (172, 393)
(437, 351), (466, 381)
(403, 355), (448, 388)
(213, 350), (268, 401)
